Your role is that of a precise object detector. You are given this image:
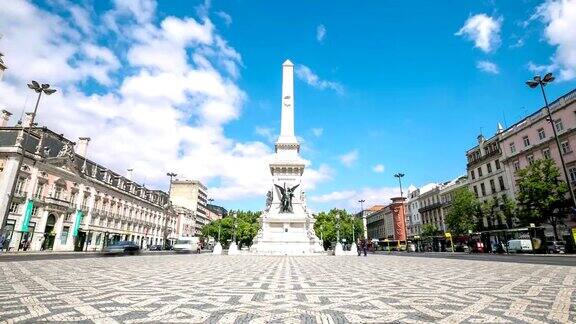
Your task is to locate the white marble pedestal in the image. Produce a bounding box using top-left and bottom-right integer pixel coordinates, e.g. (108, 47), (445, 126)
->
(334, 243), (344, 256)
(351, 243), (358, 255)
(212, 242), (222, 255)
(228, 242), (239, 255)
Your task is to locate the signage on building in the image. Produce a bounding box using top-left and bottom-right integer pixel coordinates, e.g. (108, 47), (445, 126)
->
(20, 199), (34, 232)
(72, 210), (83, 237)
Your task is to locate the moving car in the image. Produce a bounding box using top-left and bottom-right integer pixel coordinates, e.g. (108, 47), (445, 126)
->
(173, 237), (200, 253)
(507, 239), (532, 253)
(546, 241), (565, 254)
(103, 241), (141, 255)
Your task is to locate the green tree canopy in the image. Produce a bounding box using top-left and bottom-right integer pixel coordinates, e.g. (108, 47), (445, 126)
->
(314, 208), (363, 249)
(445, 188), (479, 235)
(516, 158), (569, 239)
(421, 223), (440, 237)
(200, 210), (261, 248)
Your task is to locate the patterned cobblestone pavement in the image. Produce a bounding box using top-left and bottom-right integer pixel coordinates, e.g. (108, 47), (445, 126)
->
(0, 254), (575, 323)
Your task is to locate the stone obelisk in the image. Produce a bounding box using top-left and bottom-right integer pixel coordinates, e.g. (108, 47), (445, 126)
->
(250, 60), (324, 255)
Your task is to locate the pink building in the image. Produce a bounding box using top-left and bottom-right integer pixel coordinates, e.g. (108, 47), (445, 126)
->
(500, 89), (576, 234)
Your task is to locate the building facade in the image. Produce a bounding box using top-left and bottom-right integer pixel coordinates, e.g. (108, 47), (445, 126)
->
(439, 175), (469, 228)
(466, 126), (513, 228)
(169, 180), (210, 234)
(406, 189), (423, 236)
(0, 118), (177, 252)
(500, 89), (576, 233)
(366, 198), (406, 241)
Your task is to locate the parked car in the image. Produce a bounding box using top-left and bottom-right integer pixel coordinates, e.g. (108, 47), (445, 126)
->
(507, 239), (533, 253)
(546, 241), (565, 254)
(148, 244), (162, 251)
(173, 237), (200, 253)
(103, 241), (141, 255)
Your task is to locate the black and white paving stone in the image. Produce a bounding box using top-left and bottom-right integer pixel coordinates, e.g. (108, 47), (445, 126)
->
(0, 254), (574, 323)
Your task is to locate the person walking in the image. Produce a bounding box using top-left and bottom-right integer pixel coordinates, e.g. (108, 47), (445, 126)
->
(357, 239), (362, 256)
(0, 232), (6, 253)
(362, 239), (368, 256)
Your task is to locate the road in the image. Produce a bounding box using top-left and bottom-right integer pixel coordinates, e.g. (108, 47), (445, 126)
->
(0, 254), (574, 323)
(378, 251), (576, 266)
(0, 250), (180, 263)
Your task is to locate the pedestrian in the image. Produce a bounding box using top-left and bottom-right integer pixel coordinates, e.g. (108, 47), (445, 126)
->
(357, 240), (361, 256)
(362, 239), (368, 256)
(0, 232), (6, 253)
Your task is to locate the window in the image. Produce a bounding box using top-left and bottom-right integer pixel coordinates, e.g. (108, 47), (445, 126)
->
(495, 159), (501, 170)
(15, 178), (26, 195)
(498, 176), (505, 191)
(513, 161), (520, 171)
(543, 147), (551, 159)
(471, 170), (475, 180)
(61, 226), (69, 245)
(34, 183), (44, 199)
(480, 183), (486, 196)
(509, 142), (516, 154)
(538, 128), (546, 140)
(477, 167), (483, 177)
(487, 163), (492, 173)
(9, 202), (20, 213)
(490, 179), (496, 194)
(554, 119), (564, 132)
(54, 187), (63, 200)
(561, 141), (572, 154)
(527, 154), (535, 165)
(523, 136), (530, 147)
(569, 167), (576, 183)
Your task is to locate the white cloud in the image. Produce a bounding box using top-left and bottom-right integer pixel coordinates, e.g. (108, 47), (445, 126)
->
(316, 24), (326, 42)
(254, 126), (275, 143)
(372, 164), (385, 173)
(311, 127), (323, 137)
(216, 11), (232, 26)
(295, 65), (343, 94)
(0, 0), (330, 203)
(531, 0), (576, 80)
(339, 150), (358, 167)
(310, 186), (401, 210)
(476, 60), (500, 74)
(456, 14), (502, 53)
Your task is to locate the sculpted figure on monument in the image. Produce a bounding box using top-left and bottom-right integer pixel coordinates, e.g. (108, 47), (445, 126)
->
(275, 182), (300, 213)
(265, 190), (273, 211)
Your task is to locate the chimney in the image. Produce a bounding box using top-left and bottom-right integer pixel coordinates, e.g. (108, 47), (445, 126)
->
(75, 137), (90, 158)
(22, 112), (34, 127)
(126, 168), (133, 181)
(1, 109), (12, 127)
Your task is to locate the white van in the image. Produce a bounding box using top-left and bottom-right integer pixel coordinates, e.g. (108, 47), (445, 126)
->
(507, 239), (532, 253)
(173, 237), (200, 253)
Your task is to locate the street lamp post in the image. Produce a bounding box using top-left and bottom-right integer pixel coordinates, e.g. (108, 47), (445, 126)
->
(394, 173), (409, 252)
(358, 199), (366, 240)
(526, 73), (576, 210)
(164, 172), (177, 249)
(0, 81), (56, 246)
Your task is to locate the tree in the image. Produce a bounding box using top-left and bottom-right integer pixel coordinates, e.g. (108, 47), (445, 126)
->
(516, 158), (569, 240)
(314, 209), (363, 250)
(445, 188), (479, 235)
(200, 210), (261, 248)
(421, 223), (440, 237)
(500, 195), (517, 229)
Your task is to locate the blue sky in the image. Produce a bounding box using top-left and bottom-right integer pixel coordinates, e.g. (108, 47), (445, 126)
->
(1, 0), (575, 212)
